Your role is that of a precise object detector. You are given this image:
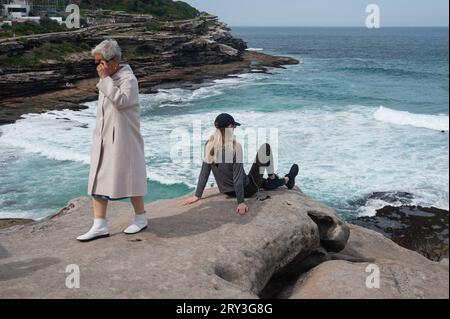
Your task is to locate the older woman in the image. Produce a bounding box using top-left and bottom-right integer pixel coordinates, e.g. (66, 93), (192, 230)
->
(77, 39), (148, 242)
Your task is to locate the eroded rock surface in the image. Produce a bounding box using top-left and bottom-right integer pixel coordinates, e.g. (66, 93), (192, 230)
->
(0, 188), (344, 298)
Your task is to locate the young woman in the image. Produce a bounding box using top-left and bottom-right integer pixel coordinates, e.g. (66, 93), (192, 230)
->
(182, 113), (299, 214)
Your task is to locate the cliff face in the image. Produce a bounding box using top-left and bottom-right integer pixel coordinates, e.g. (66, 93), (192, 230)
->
(0, 188), (447, 299)
(0, 12), (246, 98)
(0, 10), (298, 125)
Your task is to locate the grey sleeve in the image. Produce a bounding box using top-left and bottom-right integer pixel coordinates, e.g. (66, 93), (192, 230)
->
(232, 162), (246, 204)
(195, 161), (212, 198)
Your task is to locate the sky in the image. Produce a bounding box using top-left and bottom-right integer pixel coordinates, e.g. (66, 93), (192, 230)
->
(181, 0), (449, 27)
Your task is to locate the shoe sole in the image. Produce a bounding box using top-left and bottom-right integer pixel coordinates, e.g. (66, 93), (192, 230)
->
(124, 225), (148, 235)
(77, 233), (110, 242)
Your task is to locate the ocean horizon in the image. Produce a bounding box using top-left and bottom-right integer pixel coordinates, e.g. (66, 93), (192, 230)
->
(0, 26), (448, 221)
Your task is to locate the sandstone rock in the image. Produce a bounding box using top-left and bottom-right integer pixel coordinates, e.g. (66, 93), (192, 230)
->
(287, 225), (449, 299)
(0, 14), (246, 99)
(0, 71), (65, 98)
(0, 188), (342, 299)
(305, 202), (350, 252)
(0, 12), (300, 125)
(0, 218), (34, 230)
(332, 224), (432, 265)
(0, 51), (298, 126)
(217, 43), (239, 57)
(1, 188), (443, 299)
(290, 259), (448, 299)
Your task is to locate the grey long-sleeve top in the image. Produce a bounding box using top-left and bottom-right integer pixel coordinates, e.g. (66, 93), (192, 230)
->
(195, 149), (250, 204)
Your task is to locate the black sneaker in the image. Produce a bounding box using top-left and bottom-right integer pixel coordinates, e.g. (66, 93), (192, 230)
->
(285, 164), (299, 190)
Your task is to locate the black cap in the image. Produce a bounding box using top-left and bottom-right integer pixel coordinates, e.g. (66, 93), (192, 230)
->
(214, 113), (241, 128)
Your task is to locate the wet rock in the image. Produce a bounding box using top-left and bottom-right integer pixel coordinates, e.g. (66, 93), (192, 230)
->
(353, 205), (449, 261)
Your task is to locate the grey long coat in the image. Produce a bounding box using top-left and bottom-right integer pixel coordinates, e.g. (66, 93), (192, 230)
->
(87, 63), (148, 199)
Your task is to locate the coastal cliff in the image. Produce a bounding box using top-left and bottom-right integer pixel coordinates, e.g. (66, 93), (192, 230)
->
(0, 188), (447, 299)
(0, 10), (298, 125)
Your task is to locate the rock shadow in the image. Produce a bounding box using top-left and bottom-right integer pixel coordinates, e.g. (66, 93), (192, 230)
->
(145, 199), (255, 238)
(0, 257), (60, 281)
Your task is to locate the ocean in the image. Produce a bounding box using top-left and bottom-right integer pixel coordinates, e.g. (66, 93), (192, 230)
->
(0, 27), (448, 220)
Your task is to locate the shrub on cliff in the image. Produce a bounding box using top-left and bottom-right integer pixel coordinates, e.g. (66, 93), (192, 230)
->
(80, 0), (199, 20)
(0, 18), (66, 38)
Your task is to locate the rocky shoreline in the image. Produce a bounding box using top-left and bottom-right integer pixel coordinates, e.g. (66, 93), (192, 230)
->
(354, 205), (449, 262)
(0, 12), (298, 125)
(0, 188), (447, 299)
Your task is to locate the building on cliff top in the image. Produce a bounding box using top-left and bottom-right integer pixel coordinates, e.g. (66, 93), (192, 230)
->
(1, 0), (68, 19)
(1, 1), (30, 19)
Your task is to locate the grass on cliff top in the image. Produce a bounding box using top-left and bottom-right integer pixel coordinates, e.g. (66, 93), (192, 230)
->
(0, 17), (67, 39)
(82, 0), (199, 20)
(2, 42), (91, 68)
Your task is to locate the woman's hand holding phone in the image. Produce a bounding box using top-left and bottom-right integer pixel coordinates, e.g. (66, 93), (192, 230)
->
(97, 61), (110, 80)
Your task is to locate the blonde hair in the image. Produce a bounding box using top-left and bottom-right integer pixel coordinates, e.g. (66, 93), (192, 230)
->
(204, 128), (240, 164)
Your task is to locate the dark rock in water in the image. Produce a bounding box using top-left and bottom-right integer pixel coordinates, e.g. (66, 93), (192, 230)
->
(352, 191), (415, 207)
(353, 205), (449, 261)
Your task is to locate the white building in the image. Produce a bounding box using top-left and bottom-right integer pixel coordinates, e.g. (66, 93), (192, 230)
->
(2, 1), (31, 19)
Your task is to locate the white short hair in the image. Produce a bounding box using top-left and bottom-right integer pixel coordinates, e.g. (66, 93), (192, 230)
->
(91, 39), (122, 61)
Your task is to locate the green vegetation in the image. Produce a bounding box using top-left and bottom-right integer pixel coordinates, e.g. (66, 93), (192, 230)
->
(199, 19), (215, 35)
(145, 19), (162, 32)
(0, 16), (66, 38)
(3, 42), (90, 68)
(81, 0), (199, 20)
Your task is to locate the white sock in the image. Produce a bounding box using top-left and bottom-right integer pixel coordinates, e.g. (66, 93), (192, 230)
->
(93, 218), (107, 228)
(124, 211), (148, 234)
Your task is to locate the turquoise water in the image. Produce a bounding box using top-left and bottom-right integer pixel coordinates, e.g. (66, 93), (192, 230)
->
(0, 27), (448, 220)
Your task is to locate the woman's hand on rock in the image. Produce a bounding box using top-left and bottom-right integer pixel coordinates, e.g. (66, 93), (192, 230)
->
(236, 203), (249, 215)
(182, 196), (199, 206)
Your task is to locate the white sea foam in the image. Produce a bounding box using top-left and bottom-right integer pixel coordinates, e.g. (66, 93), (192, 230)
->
(140, 105), (449, 216)
(357, 192), (450, 217)
(374, 106), (449, 132)
(138, 73), (260, 110)
(246, 48), (264, 51)
(0, 105), (95, 164)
